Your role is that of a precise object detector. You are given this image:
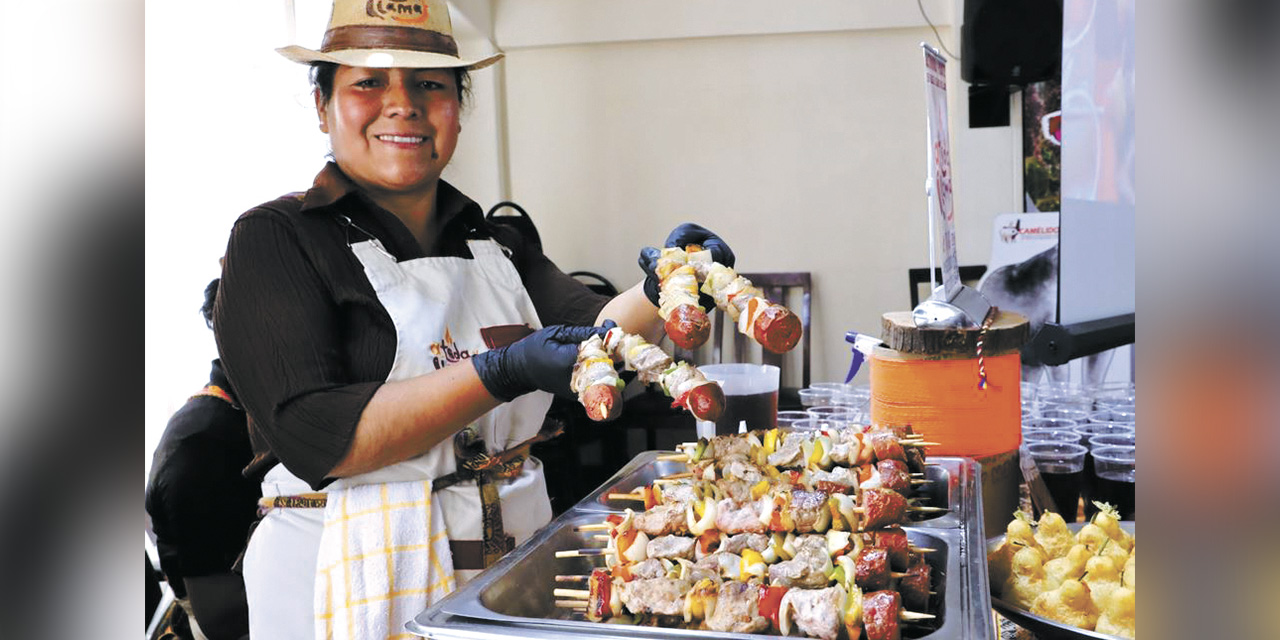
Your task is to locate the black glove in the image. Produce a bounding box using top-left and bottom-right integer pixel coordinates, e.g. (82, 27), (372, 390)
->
(471, 321), (615, 401)
(639, 223), (736, 308)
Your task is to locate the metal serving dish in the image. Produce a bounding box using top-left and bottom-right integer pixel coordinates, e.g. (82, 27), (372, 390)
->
(986, 521), (1136, 640)
(580, 451), (966, 530)
(408, 454), (992, 640)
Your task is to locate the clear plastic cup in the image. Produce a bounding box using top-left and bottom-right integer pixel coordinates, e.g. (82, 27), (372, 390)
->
(1089, 409), (1136, 425)
(1023, 429), (1085, 445)
(806, 405), (861, 423)
(1089, 433), (1136, 449)
(1024, 417), (1083, 432)
(1025, 442), (1089, 519)
(776, 411), (813, 427)
(811, 382), (851, 392)
(1092, 446), (1136, 520)
(1021, 406), (1038, 422)
(790, 417), (853, 433)
(1040, 408), (1091, 423)
(1073, 422), (1135, 441)
(798, 387), (835, 408)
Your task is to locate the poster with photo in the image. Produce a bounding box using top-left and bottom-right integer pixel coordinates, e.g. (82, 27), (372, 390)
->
(1022, 80), (1061, 213)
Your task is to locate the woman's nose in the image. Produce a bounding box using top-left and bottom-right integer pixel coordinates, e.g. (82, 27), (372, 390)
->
(382, 79), (419, 118)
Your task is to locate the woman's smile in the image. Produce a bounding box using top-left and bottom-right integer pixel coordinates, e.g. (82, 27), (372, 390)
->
(317, 66), (460, 200)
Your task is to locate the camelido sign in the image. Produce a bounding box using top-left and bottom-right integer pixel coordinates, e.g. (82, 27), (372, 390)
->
(367, 0), (430, 24)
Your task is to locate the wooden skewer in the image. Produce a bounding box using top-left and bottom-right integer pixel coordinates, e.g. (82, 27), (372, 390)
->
(910, 473), (926, 478)
(592, 534), (610, 542)
(890, 572), (910, 579)
(556, 549), (615, 558)
(555, 599), (587, 609)
(902, 441), (939, 447)
(907, 506), (949, 513)
(556, 575), (589, 583)
(910, 546), (938, 554)
(576, 523), (612, 531)
(655, 454), (689, 462)
(554, 588), (590, 599)
(607, 492), (645, 501)
(662, 472), (695, 480)
(910, 479), (930, 485)
(900, 611), (936, 621)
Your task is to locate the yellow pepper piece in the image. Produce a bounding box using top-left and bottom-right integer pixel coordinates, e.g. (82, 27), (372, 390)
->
(764, 428), (779, 456)
(808, 439), (826, 466)
(750, 480), (771, 501)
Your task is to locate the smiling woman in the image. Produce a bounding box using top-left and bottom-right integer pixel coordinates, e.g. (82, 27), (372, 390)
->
(208, 1), (667, 638)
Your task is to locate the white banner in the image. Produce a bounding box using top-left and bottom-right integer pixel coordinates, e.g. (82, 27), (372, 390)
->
(922, 44), (959, 300)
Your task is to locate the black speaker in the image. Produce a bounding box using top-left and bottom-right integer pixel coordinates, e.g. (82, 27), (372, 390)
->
(962, 0), (1063, 86)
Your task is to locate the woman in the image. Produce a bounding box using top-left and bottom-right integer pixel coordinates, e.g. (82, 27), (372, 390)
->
(213, 1), (734, 638)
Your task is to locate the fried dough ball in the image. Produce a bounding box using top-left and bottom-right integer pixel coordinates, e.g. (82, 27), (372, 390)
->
(1122, 550), (1136, 589)
(1094, 585), (1135, 638)
(1081, 555), (1122, 611)
(1075, 523), (1109, 553)
(1030, 579), (1100, 630)
(1034, 511), (1074, 560)
(1002, 546), (1057, 609)
(1090, 504), (1134, 552)
(989, 514), (1044, 589)
(1044, 544), (1092, 586)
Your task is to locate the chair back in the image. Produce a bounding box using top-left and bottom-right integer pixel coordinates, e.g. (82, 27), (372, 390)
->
(670, 272), (811, 410)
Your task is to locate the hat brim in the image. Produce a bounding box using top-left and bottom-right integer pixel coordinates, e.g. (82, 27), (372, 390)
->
(277, 45), (503, 71)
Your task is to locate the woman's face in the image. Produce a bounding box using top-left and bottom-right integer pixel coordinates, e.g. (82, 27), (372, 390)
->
(316, 66), (461, 200)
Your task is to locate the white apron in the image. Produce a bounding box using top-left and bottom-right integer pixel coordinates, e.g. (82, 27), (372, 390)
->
(242, 237), (554, 640)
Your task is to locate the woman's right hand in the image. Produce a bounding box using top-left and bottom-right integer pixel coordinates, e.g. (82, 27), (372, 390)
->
(471, 322), (615, 401)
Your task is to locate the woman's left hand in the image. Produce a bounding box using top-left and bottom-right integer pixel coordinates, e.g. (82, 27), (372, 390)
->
(638, 223), (736, 307)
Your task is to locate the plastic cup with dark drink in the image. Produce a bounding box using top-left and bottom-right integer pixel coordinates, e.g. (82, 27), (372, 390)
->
(1025, 442), (1089, 520)
(695, 364), (780, 437)
(1089, 409), (1136, 425)
(1074, 422), (1135, 519)
(1092, 445), (1136, 520)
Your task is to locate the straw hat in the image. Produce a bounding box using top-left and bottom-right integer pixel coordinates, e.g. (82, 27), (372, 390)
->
(277, 0), (502, 70)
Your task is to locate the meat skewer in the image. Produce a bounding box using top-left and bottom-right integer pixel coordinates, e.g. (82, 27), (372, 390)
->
(598, 327), (727, 422)
(685, 246), (804, 354)
(653, 246), (712, 349)
(561, 568), (932, 640)
(570, 334), (624, 421)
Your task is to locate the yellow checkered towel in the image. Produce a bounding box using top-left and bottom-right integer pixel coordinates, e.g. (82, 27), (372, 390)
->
(314, 480), (455, 640)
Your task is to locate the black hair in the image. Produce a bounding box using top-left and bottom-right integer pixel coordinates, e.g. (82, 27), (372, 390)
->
(201, 278), (219, 329)
(309, 62), (472, 110)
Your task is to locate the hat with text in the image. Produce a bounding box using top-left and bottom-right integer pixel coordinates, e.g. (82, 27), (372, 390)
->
(277, 0), (502, 70)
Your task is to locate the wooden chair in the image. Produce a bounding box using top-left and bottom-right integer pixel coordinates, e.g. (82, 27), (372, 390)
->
(670, 271), (813, 411)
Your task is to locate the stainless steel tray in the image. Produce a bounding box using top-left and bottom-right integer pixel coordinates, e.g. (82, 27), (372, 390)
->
(409, 454), (993, 640)
(986, 522), (1136, 640)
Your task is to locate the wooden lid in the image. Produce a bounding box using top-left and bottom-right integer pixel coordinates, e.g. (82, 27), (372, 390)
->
(879, 310), (1030, 357)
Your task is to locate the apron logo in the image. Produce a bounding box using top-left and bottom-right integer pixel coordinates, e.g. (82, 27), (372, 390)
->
(429, 326), (472, 370)
(365, 0), (429, 24)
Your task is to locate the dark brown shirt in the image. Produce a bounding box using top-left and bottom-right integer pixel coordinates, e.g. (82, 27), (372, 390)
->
(214, 163), (609, 489)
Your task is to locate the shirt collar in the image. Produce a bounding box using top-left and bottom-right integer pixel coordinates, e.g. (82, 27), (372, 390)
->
(299, 162), (483, 235)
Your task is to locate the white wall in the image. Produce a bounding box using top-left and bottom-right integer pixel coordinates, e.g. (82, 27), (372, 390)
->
(145, 0), (1021, 475)
(486, 0), (1021, 384)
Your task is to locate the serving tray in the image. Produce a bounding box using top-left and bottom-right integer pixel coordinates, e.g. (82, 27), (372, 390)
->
(409, 453), (993, 640)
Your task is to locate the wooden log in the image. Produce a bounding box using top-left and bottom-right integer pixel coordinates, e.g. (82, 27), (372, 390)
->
(880, 310), (1029, 356)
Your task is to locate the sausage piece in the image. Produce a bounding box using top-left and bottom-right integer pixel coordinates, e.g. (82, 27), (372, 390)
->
(665, 304), (711, 349)
(875, 459), (913, 496)
(859, 488), (907, 530)
(683, 383), (726, 423)
(868, 528), (910, 571)
(854, 547), (891, 591)
(582, 384), (622, 422)
(862, 590), (902, 640)
(752, 305), (802, 354)
(900, 558), (932, 612)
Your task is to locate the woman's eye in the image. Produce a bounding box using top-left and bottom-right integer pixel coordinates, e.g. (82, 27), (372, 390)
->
(418, 81), (444, 90)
